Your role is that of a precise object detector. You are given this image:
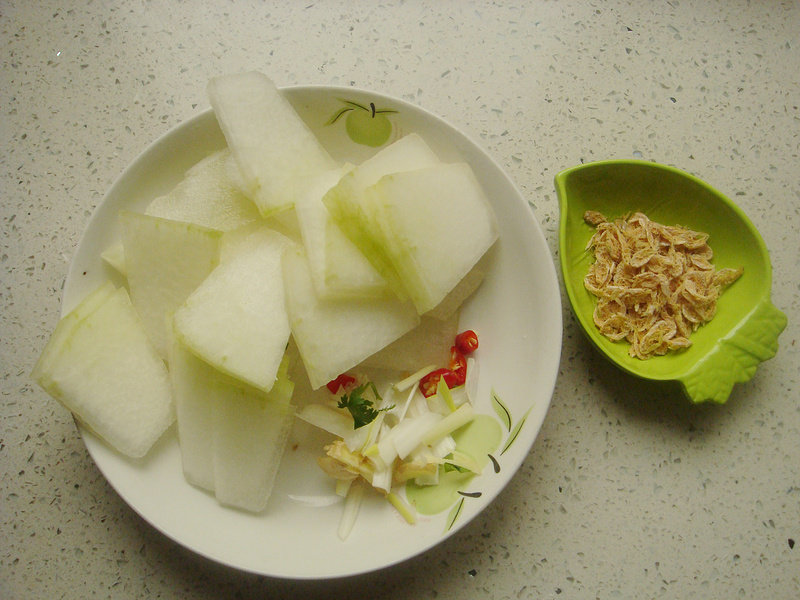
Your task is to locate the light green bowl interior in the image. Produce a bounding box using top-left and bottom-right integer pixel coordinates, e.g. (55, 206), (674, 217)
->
(556, 160), (787, 403)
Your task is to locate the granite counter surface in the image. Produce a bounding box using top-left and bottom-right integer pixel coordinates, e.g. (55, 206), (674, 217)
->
(2, 1), (798, 598)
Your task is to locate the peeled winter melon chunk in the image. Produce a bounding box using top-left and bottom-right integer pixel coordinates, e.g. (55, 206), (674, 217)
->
(294, 167), (389, 299)
(145, 149), (262, 231)
(100, 242), (127, 277)
(168, 335), (218, 491)
(170, 334), (295, 511)
(207, 71), (338, 216)
(425, 251), (493, 321)
(282, 245), (420, 389)
(322, 133), (441, 296)
(120, 210), (222, 358)
(173, 227), (291, 392)
(32, 281), (117, 388)
(213, 354), (295, 513)
(32, 285), (174, 458)
(366, 162), (498, 314)
(360, 312), (459, 372)
(322, 216), (389, 298)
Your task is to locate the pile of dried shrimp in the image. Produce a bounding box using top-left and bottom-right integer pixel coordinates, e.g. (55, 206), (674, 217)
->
(583, 210), (742, 359)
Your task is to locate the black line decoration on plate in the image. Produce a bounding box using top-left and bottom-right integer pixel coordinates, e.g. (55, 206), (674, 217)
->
(443, 389), (531, 533)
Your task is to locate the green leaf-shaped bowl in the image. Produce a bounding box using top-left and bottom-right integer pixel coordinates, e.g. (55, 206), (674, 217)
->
(555, 160), (787, 403)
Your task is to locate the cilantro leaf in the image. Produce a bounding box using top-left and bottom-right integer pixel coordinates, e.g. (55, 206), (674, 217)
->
(337, 381), (391, 429)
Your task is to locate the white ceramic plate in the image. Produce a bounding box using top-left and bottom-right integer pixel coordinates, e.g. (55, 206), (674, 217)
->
(62, 85), (562, 579)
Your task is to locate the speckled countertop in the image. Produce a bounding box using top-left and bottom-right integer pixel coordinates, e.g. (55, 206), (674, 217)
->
(2, 1), (798, 598)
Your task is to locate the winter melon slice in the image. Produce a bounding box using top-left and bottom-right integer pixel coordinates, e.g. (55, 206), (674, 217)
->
(282, 245), (419, 390)
(170, 334), (295, 511)
(293, 167), (389, 299)
(145, 149), (262, 231)
(32, 285), (174, 458)
(32, 281), (117, 387)
(366, 162), (498, 314)
(359, 312), (459, 372)
(172, 227), (291, 392)
(168, 335), (218, 491)
(212, 354), (295, 513)
(120, 210), (222, 358)
(207, 71), (338, 216)
(322, 133), (441, 297)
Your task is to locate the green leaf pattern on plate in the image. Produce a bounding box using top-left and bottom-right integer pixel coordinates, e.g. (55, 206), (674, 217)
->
(491, 388), (512, 431)
(500, 405), (533, 456)
(445, 497), (466, 532)
(436, 390), (532, 533)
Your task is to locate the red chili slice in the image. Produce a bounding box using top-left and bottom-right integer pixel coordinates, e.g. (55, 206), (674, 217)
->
(326, 373), (357, 394)
(418, 346), (469, 398)
(419, 368), (450, 398)
(448, 346), (467, 384)
(442, 369), (465, 388)
(454, 330), (479, 355)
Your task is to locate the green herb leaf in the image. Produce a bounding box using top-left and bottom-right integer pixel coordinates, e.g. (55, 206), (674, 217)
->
(337, 381), (391, 429)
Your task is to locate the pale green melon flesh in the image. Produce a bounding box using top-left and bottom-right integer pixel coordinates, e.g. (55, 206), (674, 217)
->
(173, 227), (291, 392)
(145, 149), (262, 231)
(33, 286), (174, 458)
(207, 71), (338, 216)
(359, 312), (459, 372)
(100, 243), (127, 277)
(120, 210), (222, 358)
(322, 216), (389, 298)
(281, 245), (420, 390)
(322, 133), (441, 297)
(425, 251), (492, 321)
(32, 281), (117, 387)
(218, 222), (277, 264)
(103, 149), (260, 282)
(170, 333), (295, 511)
(168, 336), (218, 491)
(294, 167), (388, 299)
(212, 355), (295, 513)
(366, 162), (498, 314)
